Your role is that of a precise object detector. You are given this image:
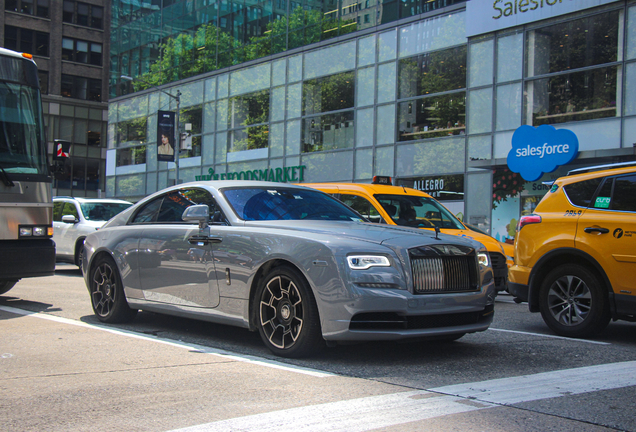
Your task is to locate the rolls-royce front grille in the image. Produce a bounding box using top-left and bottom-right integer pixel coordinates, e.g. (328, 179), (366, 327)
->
(411, 255), (479, 294)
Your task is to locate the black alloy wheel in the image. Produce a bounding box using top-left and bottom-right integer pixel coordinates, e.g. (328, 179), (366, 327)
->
(90, 255), (137, 323)
(255, 265), (323, 358)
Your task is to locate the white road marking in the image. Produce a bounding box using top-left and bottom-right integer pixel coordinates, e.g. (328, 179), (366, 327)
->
(171, 391), (494, 432)
(170, 362), (636, 431)
(173, 362), (636, 432)
(4, 306), (635, 431)
(431, 361), (636, 405)
(0, 305), (334, 378)
(489, 327), (611, 345)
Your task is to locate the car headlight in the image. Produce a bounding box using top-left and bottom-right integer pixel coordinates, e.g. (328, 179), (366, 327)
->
(347, 255), (391, 270)
(477, 252), (490, 267)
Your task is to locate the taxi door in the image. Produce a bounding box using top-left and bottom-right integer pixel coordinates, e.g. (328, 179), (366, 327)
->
(575, 174), (636, 297)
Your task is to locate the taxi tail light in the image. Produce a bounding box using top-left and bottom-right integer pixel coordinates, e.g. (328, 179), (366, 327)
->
(517, 215), (541, 231)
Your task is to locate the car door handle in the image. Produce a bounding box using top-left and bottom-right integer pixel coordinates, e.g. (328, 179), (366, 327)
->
(584, 227), (609, 234)
(188, 235), (222, 245)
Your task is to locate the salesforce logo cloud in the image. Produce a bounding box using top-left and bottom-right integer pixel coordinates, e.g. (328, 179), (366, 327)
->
(507, 124), (579, 181)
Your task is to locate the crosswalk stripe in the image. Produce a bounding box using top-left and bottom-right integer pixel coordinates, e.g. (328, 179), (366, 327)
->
(430, 361), (636, 404)
(172, 361), (636, 431)
(171, 392), (493, 432)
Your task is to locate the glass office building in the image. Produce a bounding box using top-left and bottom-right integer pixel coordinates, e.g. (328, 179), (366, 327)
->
(108, 0), (636, 238)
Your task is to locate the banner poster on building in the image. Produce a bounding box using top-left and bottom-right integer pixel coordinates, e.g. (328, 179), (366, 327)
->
(157, 110), (175, 162)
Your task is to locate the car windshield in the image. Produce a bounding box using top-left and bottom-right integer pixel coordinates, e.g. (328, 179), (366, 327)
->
(223, 187), (366, 221)
(81, 202), (132, 221)
(375, 194), (464, 229)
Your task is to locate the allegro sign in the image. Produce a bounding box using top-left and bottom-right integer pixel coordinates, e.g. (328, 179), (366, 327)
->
(507, 125), (579, 182)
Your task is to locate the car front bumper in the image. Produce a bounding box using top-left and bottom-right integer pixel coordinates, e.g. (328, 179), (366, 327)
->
(319, 280), (496, 341)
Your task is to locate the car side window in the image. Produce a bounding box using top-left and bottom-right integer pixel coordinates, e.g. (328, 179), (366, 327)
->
(62, 202), (79, 219)
(53, 202), (64, 221)
(180, 188), (227, 224)
(563, 178), (602, 207)
(339, 194), (380, 222)
(131, 198), (162, 223)
(611, 175), (636, 212)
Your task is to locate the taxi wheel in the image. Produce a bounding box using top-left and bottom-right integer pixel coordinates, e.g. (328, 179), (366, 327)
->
(89, 255), (138, 324)
(254, 265), (324, 358)
(538, 264), (610, 338)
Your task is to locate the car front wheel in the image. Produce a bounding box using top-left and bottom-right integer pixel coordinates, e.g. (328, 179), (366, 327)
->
(254, 265), (323, 358)
(539, 264), (610, 338)
(89, 255), (137, 323)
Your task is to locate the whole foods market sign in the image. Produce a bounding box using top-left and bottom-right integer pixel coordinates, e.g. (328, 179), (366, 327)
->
(466, 0), (619, 37)
(507, 125), (578, 182)
(195, 166), (306, 182)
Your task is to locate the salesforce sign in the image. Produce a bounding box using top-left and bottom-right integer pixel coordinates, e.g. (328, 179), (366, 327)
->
(507, 125), (579, 181)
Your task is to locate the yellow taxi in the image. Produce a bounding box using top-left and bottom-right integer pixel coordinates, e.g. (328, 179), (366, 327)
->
(509, 162), (636, 337)
(302, 177), (509, 292)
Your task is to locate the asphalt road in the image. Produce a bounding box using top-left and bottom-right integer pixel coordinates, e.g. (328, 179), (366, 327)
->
(1, 264), (635, 431)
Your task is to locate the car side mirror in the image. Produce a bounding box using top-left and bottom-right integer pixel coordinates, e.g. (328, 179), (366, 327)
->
(62, 214), (77, 224)
(182, 204), (209, 230)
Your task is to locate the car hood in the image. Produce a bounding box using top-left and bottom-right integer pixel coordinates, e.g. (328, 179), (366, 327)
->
(244, 220), (483, 249)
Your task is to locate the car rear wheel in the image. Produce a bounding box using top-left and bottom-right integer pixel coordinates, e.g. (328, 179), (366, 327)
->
(0, 280), (18, 295)
(89, 255), (137, 323)
(539, 264), (610, 338)
(255, 265), (323, 358)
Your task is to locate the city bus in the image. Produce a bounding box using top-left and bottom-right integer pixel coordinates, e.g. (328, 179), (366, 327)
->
(0, 47), (55, 295)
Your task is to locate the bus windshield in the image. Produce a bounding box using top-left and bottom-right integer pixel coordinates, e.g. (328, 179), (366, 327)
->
(0, 55), (48, 176)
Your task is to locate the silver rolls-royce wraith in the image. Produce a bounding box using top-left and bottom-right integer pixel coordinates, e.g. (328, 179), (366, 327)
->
(83, 181), (496, 358)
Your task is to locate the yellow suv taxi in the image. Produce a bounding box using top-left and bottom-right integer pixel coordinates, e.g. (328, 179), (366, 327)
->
(509, 162), (636, 337)
(302, 177), (509, 292)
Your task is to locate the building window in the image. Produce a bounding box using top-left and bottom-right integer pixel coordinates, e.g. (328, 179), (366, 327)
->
(525, 11), (620, 126)
(62, 38), (102, 66)
(116, 118), (147, 147)
(179, 106), (203, 158)
(397, 45), (467, 140)
(4, 26), (49, 57)
(63, 0), (103, 29)
(228, 90), (270, 153)
(5, 0), (49, 18)
(61, 74), (102, 101)
(302, 71), (355, 153)
(38, 71), (48, 94)
(116, 147), (147, 167)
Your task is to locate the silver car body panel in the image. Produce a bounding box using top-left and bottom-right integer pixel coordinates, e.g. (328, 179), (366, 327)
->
(83, 181), (495, 341)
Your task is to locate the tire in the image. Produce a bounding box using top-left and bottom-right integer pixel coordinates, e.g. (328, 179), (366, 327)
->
(254, 265), (324, 358)
(89, 255), (137, 323)
(75, 239), (86, 270)
(0, 280), (18, 295)
(538, 264), (610, 338)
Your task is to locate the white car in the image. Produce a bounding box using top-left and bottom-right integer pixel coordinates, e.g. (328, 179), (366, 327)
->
(53, 197), (133, 268)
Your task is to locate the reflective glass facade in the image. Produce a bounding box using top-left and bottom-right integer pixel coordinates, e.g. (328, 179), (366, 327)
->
(108, 0), (636, 237)
(110, 0), (465, 97)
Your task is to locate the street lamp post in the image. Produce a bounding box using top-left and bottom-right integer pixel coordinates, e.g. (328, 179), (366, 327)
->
(120, 76), (182, 184)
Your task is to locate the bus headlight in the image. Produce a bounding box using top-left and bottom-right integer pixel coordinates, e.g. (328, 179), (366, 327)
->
(19, 225), (52, 238)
